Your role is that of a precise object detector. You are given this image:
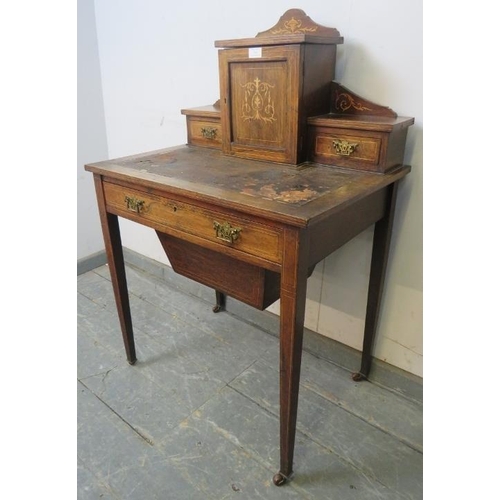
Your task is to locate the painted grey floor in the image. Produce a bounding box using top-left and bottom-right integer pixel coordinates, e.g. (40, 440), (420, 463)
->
(78, 263), (423, 499)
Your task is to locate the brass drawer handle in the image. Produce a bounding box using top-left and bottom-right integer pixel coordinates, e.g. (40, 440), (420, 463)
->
(124, 195), (145, 213)
(201, 126), (218, 140)
(213, 221), (242, 244)
(332, 139), (358, 156)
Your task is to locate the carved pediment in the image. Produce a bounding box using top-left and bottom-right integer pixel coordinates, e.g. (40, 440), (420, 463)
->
(256, 9), (341, 39)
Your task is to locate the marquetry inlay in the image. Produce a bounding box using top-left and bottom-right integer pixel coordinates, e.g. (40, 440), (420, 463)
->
(334, 90), (372, 113)
(241, 77), (277, 123)
(270, 16), (318, 35)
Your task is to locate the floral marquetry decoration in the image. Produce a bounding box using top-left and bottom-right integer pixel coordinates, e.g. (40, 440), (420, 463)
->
(331, 82), (397, 117)
(270, 16), (318, 35)
(241, 78), (276, 123)
(256, 9), (341, 39)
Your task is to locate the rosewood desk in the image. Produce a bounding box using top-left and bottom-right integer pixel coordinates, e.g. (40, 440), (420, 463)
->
(85, 144), (410, 485)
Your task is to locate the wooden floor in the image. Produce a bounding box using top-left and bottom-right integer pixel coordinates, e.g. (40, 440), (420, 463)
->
(77, 262), (423, 499)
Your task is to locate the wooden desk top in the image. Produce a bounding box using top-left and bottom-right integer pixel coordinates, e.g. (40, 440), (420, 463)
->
(86, 145), (410, 228)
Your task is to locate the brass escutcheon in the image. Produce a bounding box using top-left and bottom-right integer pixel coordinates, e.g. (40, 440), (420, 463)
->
(331, 139), (358, 156)
(213, 221), (242, 244)
(124, 195), (145, 213)
(201, 126), (217, 140)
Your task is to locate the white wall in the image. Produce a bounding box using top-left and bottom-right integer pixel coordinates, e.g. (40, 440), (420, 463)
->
(91, 0), (423, 376)
(77, 0), (109, 260)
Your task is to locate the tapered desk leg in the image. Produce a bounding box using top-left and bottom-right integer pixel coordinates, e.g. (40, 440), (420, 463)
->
(353, 182), (399, 382)
(93, 174), (137, 365)
(273, 228), (309, 486)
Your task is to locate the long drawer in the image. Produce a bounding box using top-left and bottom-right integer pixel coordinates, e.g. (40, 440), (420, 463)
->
(103, 181), (283, 264)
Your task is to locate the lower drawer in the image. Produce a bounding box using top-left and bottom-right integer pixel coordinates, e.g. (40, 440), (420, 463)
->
(157, 232), (280, 310)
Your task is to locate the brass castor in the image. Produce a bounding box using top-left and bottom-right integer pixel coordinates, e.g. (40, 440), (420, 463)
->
(351, 372), (366, 382)
(212, 304), (222, 313)
(273, 473), (287, 486)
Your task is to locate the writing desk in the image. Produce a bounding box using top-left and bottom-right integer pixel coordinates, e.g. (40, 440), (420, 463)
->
(85, 144), (410, 485)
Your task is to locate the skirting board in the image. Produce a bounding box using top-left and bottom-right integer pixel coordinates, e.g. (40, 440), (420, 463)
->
(77, 250), (107, 276)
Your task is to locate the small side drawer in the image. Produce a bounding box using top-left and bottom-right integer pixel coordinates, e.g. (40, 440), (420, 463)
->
(310, 126), (382, 171)
(186, 117), (222, 149)
(103, 182), (282, 264)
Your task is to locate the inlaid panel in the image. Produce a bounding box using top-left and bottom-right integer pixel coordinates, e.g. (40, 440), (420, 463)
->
(219, 45), (300, 164)
(230, 61), (287, 149)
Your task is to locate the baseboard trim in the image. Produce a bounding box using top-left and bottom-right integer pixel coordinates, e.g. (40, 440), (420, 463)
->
(77, 250), (107, 276)
(122, 247), (423, 404)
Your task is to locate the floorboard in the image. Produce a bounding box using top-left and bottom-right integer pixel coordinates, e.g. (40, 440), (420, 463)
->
(78, 264), (422, 499)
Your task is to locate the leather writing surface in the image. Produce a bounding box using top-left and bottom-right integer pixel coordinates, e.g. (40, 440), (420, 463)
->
(118, 147), (354, 206)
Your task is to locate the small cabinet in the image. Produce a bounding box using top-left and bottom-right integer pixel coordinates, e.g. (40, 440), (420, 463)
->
(215, 9), (343, 165)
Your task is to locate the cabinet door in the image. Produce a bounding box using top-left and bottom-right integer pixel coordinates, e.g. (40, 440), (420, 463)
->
(218, 45), (301, 164)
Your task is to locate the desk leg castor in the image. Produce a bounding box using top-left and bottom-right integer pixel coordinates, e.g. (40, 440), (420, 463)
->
(351, 372), (366, 382)
(273, 473), (287, 486)
(212, 290), (225, 313)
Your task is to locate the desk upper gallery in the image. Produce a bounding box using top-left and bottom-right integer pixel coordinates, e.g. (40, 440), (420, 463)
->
(85, 9), (414, 487)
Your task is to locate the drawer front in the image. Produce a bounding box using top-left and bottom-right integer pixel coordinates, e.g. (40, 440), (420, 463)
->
(187, 117), (222, 149)
(103, 182), (282, 264)
(310, 127), (383, 171)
